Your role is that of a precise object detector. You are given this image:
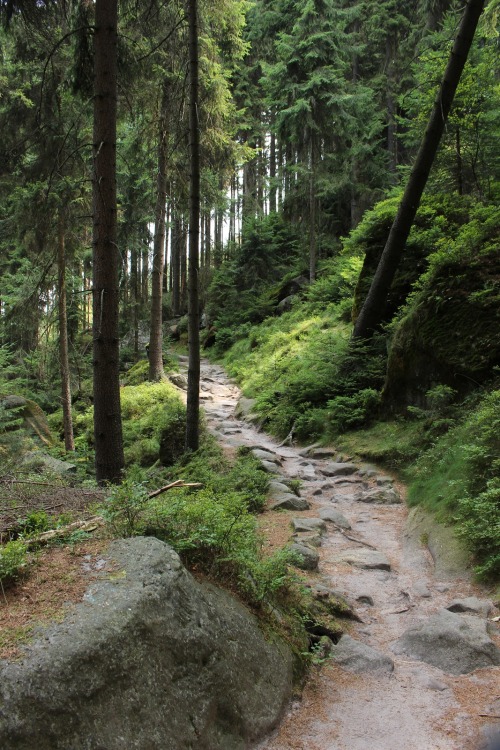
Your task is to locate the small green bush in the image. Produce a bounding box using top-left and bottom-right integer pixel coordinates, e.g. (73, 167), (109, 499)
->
(100, 467), (149, 537)
(0, 540), (27, 586)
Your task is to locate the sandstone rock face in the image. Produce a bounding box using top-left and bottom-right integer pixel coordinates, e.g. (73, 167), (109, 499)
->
(0, 538), (293, 750)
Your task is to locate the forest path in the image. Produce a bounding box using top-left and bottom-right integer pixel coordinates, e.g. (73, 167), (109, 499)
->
(189, 356), (500, 750)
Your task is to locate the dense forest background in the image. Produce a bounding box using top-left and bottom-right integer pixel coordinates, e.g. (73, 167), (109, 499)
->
(0, 0), (499, 583)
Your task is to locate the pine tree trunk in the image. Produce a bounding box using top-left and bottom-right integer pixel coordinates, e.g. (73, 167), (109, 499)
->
(186, 0), (200, 452)
(180, 218), (188, 313)
(92, 0), (124, 484)
(171, 212), (181, 316)
(269, 130), (277, 213)
(149, 85), (169, 381)
(353, 0), (485, 341)
(130, 244), (139, 361)
(58, 215), (75, 452)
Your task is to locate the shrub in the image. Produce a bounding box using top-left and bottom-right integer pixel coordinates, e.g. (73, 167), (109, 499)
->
(0, 540), (27, 587)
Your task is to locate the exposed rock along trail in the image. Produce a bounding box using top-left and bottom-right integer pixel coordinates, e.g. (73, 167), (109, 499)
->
(191, 356), (500, 750)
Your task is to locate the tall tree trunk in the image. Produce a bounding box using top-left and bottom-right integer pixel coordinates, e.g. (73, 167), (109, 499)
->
(130, 243), (139, 361)
(186, 0), (200, 452)
(141, 240), (149, 306)
(92, 0), (124, 484)
(309, 142), (316, 282)
(171, 212), (181, 316)
(385, 36), (398, 178)
(180, 217), (188, 313)
(269, 130), (277, 213)
(353, 0), (485, 341)
(204, 212), (211, 267)
(149, 84), (169, 381)
(57, 215), (75, 452)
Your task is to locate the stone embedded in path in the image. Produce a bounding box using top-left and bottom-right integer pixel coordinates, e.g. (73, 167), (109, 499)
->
(413, 582), (432, 598)
(292, 518), (327, 534)
(289, 543), (319, 571)
(333, 635), (394, 674)
(269, 495), (310, 512)
(356, 594), (375, 606)
(293, 532), (322, 548)
(260, 460), (280, 474)
(301, 446), (337, 460)
(392, 609), (500, 675)
(376, 476), (394, 486)
(320, 462), (358, 478)
(356, 487), (401, 504)
(336, 548), (391, 571)
(295, 464), (317, 480)
(234, 396), (257, 418)
(252, 449), (281, 464)
(446, 597), (494, 618)
(269, 480), (294, 496)
(319, 508), (351, 530)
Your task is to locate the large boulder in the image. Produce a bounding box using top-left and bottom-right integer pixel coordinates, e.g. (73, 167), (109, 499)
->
(0, 538), (294, 750)
(392, 609), (500, 675)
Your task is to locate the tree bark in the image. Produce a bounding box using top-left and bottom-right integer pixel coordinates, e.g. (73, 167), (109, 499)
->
(269, 130), (277, 214)
(186, 0), (200, 452)
(352, 0), (485, 341)
(57, 215), (75, 452)
(148, 84), (169, 381)
(171, 212), (181, 316)
(92, 0), (124, 483)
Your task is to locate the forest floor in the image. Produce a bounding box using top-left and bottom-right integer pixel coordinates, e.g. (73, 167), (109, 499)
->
(2, 359), (500, 749)
(194, 356), (500, 750)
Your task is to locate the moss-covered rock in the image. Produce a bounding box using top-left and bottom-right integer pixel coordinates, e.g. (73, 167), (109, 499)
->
(352, 194), (477, 325)
(384, 221), (500, 410)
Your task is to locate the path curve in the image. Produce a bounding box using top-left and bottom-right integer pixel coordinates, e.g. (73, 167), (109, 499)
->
(187, 357), (500, 750)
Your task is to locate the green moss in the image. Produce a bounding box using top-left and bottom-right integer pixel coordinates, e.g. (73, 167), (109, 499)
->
(74, 380), (186, 467)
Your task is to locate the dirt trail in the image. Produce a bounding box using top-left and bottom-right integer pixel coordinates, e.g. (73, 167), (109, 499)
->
(191, 357), (500, 750)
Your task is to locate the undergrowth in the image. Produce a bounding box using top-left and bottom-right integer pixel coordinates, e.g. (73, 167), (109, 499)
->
(100, 436), (300, 610)
(408, 389), (500, 580)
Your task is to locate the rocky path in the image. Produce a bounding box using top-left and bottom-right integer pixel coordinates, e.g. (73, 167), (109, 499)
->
(189, 357), (500, 750)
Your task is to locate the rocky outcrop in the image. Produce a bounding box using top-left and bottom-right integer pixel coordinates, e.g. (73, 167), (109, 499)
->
(0, 538), (294, 750)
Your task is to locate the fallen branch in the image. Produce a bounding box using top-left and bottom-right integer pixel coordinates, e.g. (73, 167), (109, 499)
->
(332, 524), (378, 549)
(147, 480), (202, 499)
(23, 516), (105, 548)
(14, 480), (203, 548)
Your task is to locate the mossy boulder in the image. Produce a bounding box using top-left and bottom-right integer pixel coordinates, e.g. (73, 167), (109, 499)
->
(384, 239), (500, 410)
(352, 195), (476, 325)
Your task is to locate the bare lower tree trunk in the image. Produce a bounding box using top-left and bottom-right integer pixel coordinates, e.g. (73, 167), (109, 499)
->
(58, 215), (75, 452)
(269, 130), (277, 213)
(171, 212), (181, 316)
(149, 84), (169, 381)
(352, 0), (485, 341)
(186, 0), (200, 452)
(130, 244), (139, 361)
(92, 0), (124, 484)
